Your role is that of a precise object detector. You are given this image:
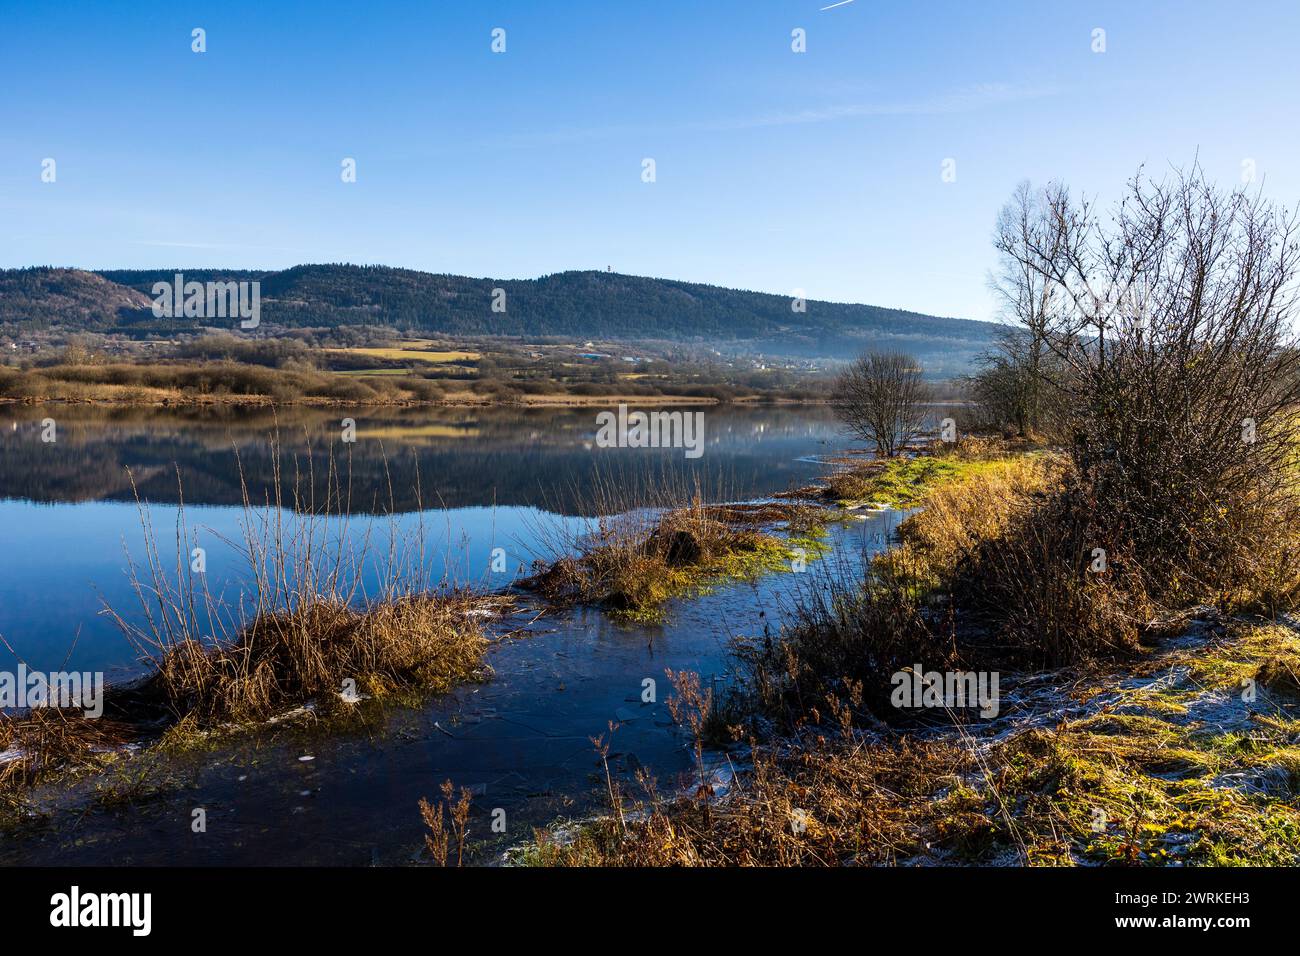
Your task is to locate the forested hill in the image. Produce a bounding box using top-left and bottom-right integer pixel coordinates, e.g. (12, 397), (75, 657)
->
(2, 264), (998, 366)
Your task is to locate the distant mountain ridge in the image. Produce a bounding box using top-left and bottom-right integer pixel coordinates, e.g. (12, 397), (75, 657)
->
(0, 264), (998, 370)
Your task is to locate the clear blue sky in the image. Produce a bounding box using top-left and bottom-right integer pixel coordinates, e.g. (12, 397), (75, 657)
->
(2, 0), (1297, 322)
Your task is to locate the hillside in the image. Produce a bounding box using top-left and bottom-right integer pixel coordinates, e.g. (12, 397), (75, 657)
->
(0, 268), (154, 330)
(1, 264), (998, 369)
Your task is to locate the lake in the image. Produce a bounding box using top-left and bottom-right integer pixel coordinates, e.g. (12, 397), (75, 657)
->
(0, 402), (900, 864)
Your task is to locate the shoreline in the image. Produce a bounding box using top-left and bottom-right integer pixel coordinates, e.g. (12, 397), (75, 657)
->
(0, 393), (831, 410)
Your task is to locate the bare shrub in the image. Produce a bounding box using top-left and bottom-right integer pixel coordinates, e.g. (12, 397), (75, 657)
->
(1002, 163), (1300, 609)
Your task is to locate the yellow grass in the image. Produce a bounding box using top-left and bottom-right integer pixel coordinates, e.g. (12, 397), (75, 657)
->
(324, 346), (480, 364)
(875, 454), (1062, 592)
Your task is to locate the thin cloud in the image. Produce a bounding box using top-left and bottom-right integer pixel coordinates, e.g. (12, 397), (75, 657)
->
(695, 83), (1061, 131)
(127, 240), (233, 250)
(488, 82), (1061, 149)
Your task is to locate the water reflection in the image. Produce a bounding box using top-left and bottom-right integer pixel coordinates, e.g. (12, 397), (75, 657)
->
(0, 404), (845, 514)
(0, 404), (851, 675)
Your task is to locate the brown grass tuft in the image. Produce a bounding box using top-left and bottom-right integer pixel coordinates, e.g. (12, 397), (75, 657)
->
(520, 489), (812, 622)
(98, 440), (507, 727)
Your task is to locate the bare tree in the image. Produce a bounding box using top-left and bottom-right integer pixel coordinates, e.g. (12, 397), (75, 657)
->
(833, 350), (931, 458)
(969, 325), (1071, 439)
(978, 180), (1065, 436)
(996, 162), (1300, 599)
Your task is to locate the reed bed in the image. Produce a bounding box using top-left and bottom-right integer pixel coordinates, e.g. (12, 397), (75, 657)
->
(103, 438), (505, 724)
(525, 432), (1300, 867)
(1, 437), (505, 814)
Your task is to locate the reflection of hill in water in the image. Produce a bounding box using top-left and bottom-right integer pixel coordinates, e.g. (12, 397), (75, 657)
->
(0, 404), (842, 515)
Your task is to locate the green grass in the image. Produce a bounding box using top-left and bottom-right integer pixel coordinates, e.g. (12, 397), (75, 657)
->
(829, 454), (1016, 508)
(613, 533), (828, 624)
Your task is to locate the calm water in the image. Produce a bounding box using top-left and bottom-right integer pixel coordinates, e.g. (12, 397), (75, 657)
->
(0, 402), (898, 865)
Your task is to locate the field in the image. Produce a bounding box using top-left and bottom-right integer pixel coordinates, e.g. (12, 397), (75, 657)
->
(0, 332), (833, 407)
(323, 344), (481, 364)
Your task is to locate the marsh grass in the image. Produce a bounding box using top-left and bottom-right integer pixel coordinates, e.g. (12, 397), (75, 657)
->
(752, 434), (1300, 731)
(0, 360), (448, 405)
(819, 437), (1028, 508)
(0, 705), (133, 825)
(526, 438), (1300, 867)
(104, 439), (505, 725)
(1, 437), (505, 815)
(419, 778), (474, 866)
(520, 468), (826, 623)
(738, 453), (1067, 727)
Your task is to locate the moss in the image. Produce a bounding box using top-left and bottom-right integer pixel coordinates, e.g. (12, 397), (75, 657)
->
(610, 533), (826, 624)
(829, 454), (1022, 509)
(967, 624), (1300, 865)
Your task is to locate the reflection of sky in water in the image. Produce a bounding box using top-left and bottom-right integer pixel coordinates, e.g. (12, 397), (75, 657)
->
(0, 512), (901, 866)
(0, 500), (580, 674)
(0, 405), (856, 674)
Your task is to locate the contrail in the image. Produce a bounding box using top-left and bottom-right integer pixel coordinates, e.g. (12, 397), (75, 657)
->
(819, 0), (857, 10)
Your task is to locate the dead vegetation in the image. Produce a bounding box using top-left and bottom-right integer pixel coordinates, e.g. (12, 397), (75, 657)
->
(128, 592), (495, 726)
(529, 418), (1300, 866)
(0, 707), (135, 825)
(520, 474), (825, 623)
(529, 621), (1300, 867)
(742, 451), (1092, 727)
(752, 415), (1300, 733)
(102, 446), (507, 726)
(419, 779), (474, 866)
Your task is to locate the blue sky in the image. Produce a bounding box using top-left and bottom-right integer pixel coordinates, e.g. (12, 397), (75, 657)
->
(2, 0), (1297, 321)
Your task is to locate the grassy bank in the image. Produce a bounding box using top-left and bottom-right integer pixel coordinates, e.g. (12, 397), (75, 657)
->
(527, 620), (1300, 866)
(523, 437), (1300, 866)
(0, 363), (751, 408)
(0, 333), (831, 407)
(794, 436), (1042, 508)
